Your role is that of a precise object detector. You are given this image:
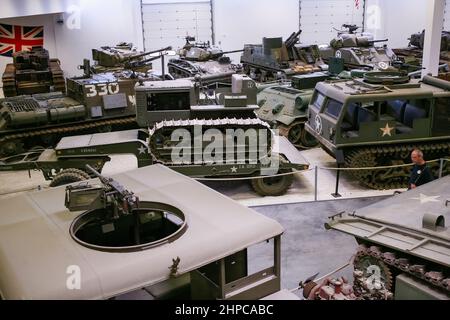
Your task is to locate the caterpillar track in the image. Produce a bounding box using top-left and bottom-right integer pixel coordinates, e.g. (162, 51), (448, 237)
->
(353, 244), (450, 299)
(344, 142), (450, 190)
(0, 116), (136, 157)
(2, 64), (17, 97)
(49, 59), (66, 93)
(149, 118), (273, 165)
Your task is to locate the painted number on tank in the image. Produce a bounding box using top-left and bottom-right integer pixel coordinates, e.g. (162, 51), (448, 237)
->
(85, 83), (120, 97)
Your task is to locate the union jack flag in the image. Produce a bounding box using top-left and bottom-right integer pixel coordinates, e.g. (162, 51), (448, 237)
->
(0, 24), (44, 57)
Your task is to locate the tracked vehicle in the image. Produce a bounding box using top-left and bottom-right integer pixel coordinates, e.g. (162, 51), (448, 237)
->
(2, 47), (65, 97)
(167, 36), (242, 82)
(319, 25), (398, 72)
(0, 164), (304, 300)
(240, 30), (326, 82)
(0, 75), (309, 196)
(326, 176), (450, 300)
(0, 71), (137, 157)
(305, 72), (450, 190)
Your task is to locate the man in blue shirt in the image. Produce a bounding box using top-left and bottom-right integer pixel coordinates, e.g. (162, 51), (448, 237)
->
(408, 149), (434, 190)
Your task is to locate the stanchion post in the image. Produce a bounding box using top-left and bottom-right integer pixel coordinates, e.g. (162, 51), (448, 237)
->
(439, 158), (444, 178)
(314, 166), (318, 201)
(331, 164), (342, 198)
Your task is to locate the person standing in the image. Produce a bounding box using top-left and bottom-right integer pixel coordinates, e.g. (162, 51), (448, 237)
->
(408, 149), (434, 190)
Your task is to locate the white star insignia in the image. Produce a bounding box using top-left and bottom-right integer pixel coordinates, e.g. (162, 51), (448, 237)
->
(231, 166), (238, 173)
(410, 193), (441, 204)
(380, 123), (394, 137)
(138, 145), (148, 155)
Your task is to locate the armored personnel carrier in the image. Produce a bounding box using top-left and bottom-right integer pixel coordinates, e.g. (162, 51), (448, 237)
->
(0, 164), (304, 300)
(240, 30), (326, 82)
(0, 71), (137, 156)
(319, 24), (398, 71)
(326, 176), (450, 300)
(167, 36), (242, 82)
(304, 72), (450, 190)
(2, 47), (65, 97)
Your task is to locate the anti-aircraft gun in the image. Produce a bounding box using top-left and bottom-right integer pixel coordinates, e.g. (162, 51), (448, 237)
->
(2, 47), (65, 97)
(241, 30), (326, 82)
(320, 24), (398, 71)
(167, 36), (243, 82)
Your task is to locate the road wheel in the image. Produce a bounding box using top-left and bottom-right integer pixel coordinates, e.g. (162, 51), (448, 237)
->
(251, 170), (294, 196)
(50, 168), (90, 187)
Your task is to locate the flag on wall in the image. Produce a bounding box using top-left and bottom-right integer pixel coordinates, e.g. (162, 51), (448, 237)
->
(0, 24), (44, 57)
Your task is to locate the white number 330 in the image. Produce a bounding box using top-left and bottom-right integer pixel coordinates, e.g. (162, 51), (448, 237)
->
(86, 83), (120, 97)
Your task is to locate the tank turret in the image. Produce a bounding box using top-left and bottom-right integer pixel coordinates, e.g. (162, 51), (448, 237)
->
(1, 47), (66, 97)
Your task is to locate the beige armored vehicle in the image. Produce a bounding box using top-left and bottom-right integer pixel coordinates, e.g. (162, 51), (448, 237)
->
(0, 165), (300, 300)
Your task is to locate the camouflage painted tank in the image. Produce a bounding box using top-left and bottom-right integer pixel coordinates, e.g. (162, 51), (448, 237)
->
(167, 36), (242, 82)
(326, 176), (450, 299)
(241, 30), (326, 82)
(320, 25), (398, 71)
(0, 70), (136, 156)
(305, 72), (450, 190)
(2, 47), (65, 97)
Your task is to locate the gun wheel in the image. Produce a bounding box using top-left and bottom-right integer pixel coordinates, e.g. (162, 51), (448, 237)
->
(50, 168), (90, 187)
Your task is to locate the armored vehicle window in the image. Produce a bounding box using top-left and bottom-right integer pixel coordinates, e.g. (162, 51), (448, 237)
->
(147, 92), (190, 111)
(324, 98), (343, 119)
(432, 97), (450, 135)
(311, 91), (326, 109)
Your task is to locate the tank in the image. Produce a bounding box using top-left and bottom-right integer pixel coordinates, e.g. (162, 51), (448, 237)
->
(167, 36), (243, 82)
(319, 25), (398, 71)
(240, 30), (326, 82)
(393, 30), (450, 81)
(1, 47), (65, 97)
(0, 164), (302, 300)
(325, 176), (450, 299)
(88, 43), (173, 81)
(0, 71), (137, 156)
(304, 72), (450, 190)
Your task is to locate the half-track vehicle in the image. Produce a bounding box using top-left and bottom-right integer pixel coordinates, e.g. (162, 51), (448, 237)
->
(0, 164), (303, 300)
(167, 36), (243, 82)
(325, 176), (450, 300)
(0, 70), (137, 156)
(305, 72), (450, 190)
(0, 74), (309, 196)
(240, 30), (327, 82)
(2, 47), (65, 97)
(319, 24), (398, 71)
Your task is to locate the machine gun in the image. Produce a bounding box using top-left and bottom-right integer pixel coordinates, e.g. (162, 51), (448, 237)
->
(65, 165), (140, 219)
(341, 24), (360, 34)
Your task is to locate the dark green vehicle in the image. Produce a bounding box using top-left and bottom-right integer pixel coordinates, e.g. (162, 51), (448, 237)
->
(240, 30), (326, 82)
(0, 71), (137, 156)
(326, 175), (450, 299)
(0, 74), (309, 196)
(304, 72), (450, 190)
(2, 47), (65, 97)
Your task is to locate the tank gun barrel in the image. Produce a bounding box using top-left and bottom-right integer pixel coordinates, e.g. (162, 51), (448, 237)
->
(285, 29), (302, 48)
(369, 39), (389, 44)
(221, 49), (244, 55)
(124, 46), (173, 61)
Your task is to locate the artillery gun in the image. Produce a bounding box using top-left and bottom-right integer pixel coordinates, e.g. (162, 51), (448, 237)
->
(325, 176), (450, 299)
(2, 47), (65, 97)
(319, 24), (398, 71)
(241, 30), (326, 82)
(305, 72), (450, 190)
(167, 36), (243, 82)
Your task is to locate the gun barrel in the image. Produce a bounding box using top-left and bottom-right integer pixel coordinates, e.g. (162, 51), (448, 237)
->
(86, 165), (101, 178)
(125, 46), (173, 61)
(369, 39), (389, 43)
(222, 49), (244, 55)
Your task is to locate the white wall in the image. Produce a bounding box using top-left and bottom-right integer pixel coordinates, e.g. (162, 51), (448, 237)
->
(365, 0), (429, 48)
(0, 0), (74, 19)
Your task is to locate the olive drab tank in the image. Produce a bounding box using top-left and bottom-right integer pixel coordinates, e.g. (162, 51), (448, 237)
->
(167, 36), (243, 82)
(2, 47), (65, 97)
(326, 176), (450, 299)
(304, 71), (450, 190)
(0, 69), (137, 156)
(319, 24), (398, 72)
(240, 30), (326, 82)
